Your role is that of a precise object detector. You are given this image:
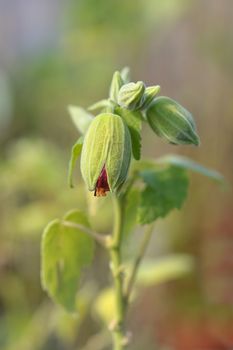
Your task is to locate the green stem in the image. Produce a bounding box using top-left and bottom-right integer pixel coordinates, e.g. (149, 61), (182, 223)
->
(109, 195), (127, 350)
(124, 224), (155, 303)
(109, 198), (154, 349)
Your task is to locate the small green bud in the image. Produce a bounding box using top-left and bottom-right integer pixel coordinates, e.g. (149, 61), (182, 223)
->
(120, 66), (130, 83)
(109, 71), (124, 103)
(146, 96), (200, 146)
(141, 85), (161, 109)
(80, 113), (131, 196)
(118, 81), (145, 110)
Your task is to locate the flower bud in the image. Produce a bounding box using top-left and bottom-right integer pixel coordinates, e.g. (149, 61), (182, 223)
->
(120, 66), (130, 83)
(140, 85), (161, 109)
(80, 113), (131, 196)
(146, 96), (200, 146)
(109, 71), (124, 103)
(118, 81), (145, 110)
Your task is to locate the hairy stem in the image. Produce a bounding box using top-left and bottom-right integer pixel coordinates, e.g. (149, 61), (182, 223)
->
(109, 195), (127, 350)
(124, 224), (155, 302)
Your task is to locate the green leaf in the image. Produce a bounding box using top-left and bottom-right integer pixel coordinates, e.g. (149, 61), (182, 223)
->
(138, 166), (189, 224)
(68, 105), (93, 134)
(115, 106), (142, 160)
(134, 255), (194, 287)
(156, 154), (224, 183)
(41, 210), (94, 312)
(68, 137), (83, 188)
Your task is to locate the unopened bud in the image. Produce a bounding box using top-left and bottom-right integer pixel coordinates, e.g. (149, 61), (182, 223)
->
(118, 81), (145, 110)
(80, 113), (131, 196)
(120, 66), (130, 83)
(146, 96), (200, 146)
(141, 85), (160, 109)
(109, 71), (124, 103)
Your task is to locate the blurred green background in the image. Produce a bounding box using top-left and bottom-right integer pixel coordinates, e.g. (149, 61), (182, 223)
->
(0, 0), (233, 349)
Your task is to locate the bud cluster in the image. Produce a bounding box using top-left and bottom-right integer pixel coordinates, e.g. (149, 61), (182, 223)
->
(110, 70), (160, 111)
(69, 67), (200, 196)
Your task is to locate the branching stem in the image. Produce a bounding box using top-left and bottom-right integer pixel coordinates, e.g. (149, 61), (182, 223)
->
(109, 197), (155, 350)
(124, 224), (155, 303)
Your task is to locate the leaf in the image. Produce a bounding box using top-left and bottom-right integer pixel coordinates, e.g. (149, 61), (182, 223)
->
(156, 154), (225, 183)
(134, 255), (194, 287)
(41, 210), (94, 312)
(68, 137), (83, 188)
(115, 106), (142, 160)
(68, 105), (93, 134)
(138, 166), (189, 224)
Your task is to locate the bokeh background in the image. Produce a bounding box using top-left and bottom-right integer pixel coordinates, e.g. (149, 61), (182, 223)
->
(0, 0), (233, 349)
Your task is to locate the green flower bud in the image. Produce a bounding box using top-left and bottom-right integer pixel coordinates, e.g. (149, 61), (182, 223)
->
(80, 113), (131, 196)
(140, 85), (161, 109)
(109, 71), (124, 103)
(146, 96), (200, 146)
(118, 81), (145, 110)
(120, 66), (130, 83)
